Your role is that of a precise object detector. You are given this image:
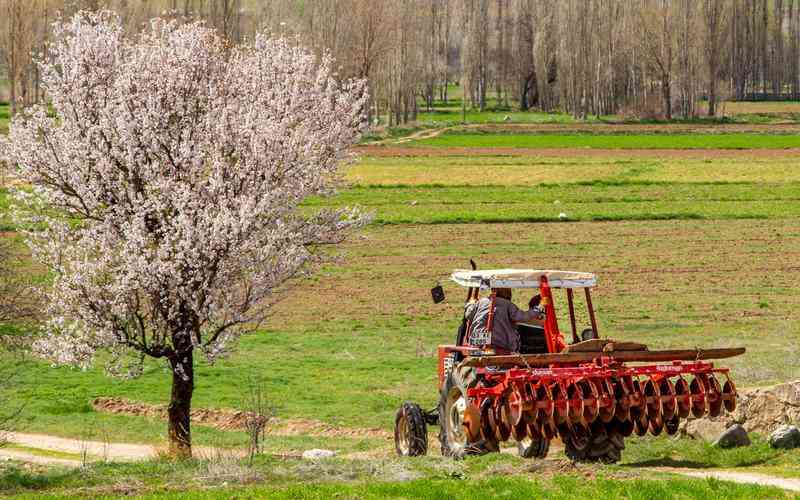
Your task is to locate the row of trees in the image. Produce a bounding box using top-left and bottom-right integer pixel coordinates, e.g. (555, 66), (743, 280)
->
(3, 0), (800, 121)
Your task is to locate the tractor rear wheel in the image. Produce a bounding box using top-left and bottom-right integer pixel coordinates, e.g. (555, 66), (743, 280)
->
(394, 402), (428, 456)
(438, 366), (498, 458)
(564, 421), (624, 463)
(517, 437), (550, 458)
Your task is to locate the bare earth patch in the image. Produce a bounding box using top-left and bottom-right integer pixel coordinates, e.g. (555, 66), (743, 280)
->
(92, 397), (391, 439)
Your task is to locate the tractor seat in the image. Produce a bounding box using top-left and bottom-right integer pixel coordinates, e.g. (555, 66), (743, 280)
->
(517, 323), (548, 354)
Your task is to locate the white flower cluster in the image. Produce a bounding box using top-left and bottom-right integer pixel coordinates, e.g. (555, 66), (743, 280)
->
(0, 11), (369, 374)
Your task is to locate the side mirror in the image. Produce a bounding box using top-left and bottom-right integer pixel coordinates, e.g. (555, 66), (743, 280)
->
(431, 283), (445, 304)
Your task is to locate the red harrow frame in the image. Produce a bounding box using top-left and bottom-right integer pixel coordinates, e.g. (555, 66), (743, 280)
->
(394, 269), (744, 462)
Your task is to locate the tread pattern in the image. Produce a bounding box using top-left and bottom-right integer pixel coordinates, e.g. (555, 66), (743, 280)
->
(564, 421), (625, 463)
(438, 366), (498, 458)
(394, 401), (428, 456)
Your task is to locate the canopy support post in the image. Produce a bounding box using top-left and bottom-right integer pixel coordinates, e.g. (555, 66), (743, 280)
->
(585, 288), (599, 337)
(567, 288), (579, 344)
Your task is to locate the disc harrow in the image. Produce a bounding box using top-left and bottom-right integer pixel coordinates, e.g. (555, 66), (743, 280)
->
(467, 360), (737, 445)
(394, 267), (746, 462)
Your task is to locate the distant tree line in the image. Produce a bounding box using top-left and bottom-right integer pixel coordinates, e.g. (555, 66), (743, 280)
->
(3, 0), (800, 121)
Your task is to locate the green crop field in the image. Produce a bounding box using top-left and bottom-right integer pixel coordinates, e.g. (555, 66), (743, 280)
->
(0, 103), (9, 134)
(413, 132), (800, 149)
(4, 108), (800, 497)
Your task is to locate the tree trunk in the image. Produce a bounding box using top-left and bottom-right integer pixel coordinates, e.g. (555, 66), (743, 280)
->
(168, 349), (194, 458)
(662, 75), (672, 120)
(708, 79), (717, 117)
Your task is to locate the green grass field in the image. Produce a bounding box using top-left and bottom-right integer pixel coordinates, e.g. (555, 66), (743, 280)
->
(4, 466), (790, 499)
(0, 103), (9, 134)
(4, 105), (800, 497)
(414, 132), (800, 149)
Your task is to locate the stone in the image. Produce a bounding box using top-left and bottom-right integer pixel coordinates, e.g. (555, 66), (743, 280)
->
(742, 392), (790, 434)
(774, 381), (800, 406)
(302, 448), (337, 459)
(769, 425), (800, 449)
(713, 424), (750, 448)
(685, 418), (727, 442)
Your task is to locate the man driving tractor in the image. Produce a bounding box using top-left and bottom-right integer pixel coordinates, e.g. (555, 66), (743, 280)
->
(464, 287), (543, 353)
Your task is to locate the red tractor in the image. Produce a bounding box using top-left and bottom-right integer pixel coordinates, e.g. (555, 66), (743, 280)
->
(394, 269), (744, 462)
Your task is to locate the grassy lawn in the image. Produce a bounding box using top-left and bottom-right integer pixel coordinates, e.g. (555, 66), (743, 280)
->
(348, 155), (800, 185)
(413, 132), (800, 149)
(0, 102), (8, 134)
(3, 101), (800, 497)
(623, 435), (800, 478)
(2, 218), (798, 445)
(317, 182), (800, 224)
(1, 454), (794, 499)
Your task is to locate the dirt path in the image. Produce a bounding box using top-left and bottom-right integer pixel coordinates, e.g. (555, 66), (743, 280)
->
(662, 468), (800, 492)
(3, 432), (155, 463)
(371, 126), (453, 145)
(0, 447), (81, 468)
(0, 432), (244, 466)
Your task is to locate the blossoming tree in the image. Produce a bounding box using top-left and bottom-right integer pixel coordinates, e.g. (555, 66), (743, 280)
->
(0, 11), (367, 457)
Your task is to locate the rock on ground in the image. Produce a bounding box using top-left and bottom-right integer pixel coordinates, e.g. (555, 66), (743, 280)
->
(302, 449), (337, 460)
(769, 425), (800, 449)
(713, 424), (751, 448)
(684, 419), (728, 441)
(679, 379), (800, 439)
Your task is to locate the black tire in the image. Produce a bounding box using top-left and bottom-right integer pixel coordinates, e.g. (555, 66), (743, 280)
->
(517, 437), (550, 459)
(394, 402), (428, 456)
(564, 421), (624, 464)
(438, 365), (498, 458)
(581, 328), (598, 341)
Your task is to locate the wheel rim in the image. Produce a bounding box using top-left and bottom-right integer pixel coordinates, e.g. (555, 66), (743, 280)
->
(397, 414), (410, 454)
(447, 389), (468, 447)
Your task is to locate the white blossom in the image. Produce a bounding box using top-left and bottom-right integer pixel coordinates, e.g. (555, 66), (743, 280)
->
(0, 11), (368, 374)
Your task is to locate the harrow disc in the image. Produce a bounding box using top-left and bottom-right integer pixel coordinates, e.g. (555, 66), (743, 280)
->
(508, 383), (526, 427)
(480, 398), (496, 442)
(578, 379), (600, 425)
(495, 398), (512, 442)
(594, 378), (616, 423)
(629, 378), (647, 434)
(707, 374), (723, 418)
(689, 376), (707, 418)
(722, 378), (737, 413)
(511, 419), (528, 441)
(644, 378), (662, 422)
(536, 384), (558, 440)
(463, 403), (483, 442)
(551, 382), (569, 427)
(658, 378), (677, 421)
(614, 416), (635, 437)
(634, 414), (649, 436)
(665, 415), (680, 436)
(566, 382), (585, 426)
(674, 377), (691, 419)
(612, 378), (632, 423)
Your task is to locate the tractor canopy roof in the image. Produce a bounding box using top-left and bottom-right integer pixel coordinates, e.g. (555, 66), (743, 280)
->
(451, 269), (596, 289)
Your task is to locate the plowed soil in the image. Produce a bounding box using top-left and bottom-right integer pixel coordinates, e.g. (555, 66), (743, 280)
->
(92, 397), (391, 439)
